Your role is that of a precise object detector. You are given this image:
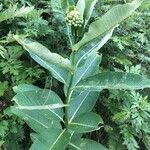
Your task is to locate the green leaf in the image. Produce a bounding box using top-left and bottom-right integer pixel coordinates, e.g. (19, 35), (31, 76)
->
(0, 140), (4, 147)
(68, 91), (99, 121)
(0, 120), (9, 136)
(51, 0), (74, 46)
(70, 133), (83, 141)
(84, 0), (98, 27)
(0, 45), (6, 58)
(0, 81), (8, 96)
(62, 0), (69, 12)
(69, 138), (108, 150)
(112, 110), (130, 123)
(72, 52), (101, 87)
(30, 133), (38, 142)
(11, 86), (64, 133)
(13, 84), (40, 93)
(73, 0), (143, 51)
(76, 0), (85, 16)
(69, 112), (103, 133)
(51, 0), (67, 22)
(75, 72), (150, 91)
(30, 52), (69, 85)
(68, 0), (75, 5)
(74, 29), (114, 66)
(13, 6), (34, 17)
(0, 4), (34, 23)
(14, 36), (73, 71)
(30, 128), (70, 150)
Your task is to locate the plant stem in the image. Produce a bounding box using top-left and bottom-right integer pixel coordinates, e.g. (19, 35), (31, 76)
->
(64, 51), (76, 130)
(64, 85), (72, 130)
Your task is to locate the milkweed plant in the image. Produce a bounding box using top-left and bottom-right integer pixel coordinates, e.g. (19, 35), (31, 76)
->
(10, 0), (150, 149)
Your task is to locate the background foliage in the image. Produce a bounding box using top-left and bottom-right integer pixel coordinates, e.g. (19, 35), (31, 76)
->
(0, 0), (149, 150)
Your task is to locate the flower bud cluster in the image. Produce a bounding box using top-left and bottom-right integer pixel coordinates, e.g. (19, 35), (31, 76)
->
(65, 8), (83, 27)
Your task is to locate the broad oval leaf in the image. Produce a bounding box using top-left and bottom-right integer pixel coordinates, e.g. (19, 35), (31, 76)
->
(30, 128), (70, 150)
(74, 29), (114, 66)
(30, 52), (69, 85)
(73, 0), (143, 51)
(68, 91), (99, 122)
(69, 138), (108, 150)
(11, 106), (62, 133)
(72, 52), (101, 87)
(11, 86), (64, 133)
(13, 84), (40, 93)
(75, 72), (150, 91)
(69, 112), (103, 133)
(14, 36), (73, 71)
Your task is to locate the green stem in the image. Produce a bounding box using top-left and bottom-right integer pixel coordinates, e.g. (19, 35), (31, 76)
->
(64, 84), (72, 130)
(64, 51), (76, 130)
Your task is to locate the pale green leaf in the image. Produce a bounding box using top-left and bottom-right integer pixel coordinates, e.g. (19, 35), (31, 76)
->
(51, 0), (66, 22)
(30, 128), (70, 150)
(75, 72), (150, 91)
(0, 45), (6, 58)
(72, 52), (101, 87)
(51, 0), (74, 46)
(70, 133), (83, 142)
(13, 36), (73, 71)
(76, 0), (85, 16)
(62, 0), (69, 12)
(84, 0), (98, 27)
(30, 52), (69, 85)
(11, 107), (62, 133)
(30, 133), (38, 142)
(68, 91), (99, 122)
(73, 0), (143, 51)
(13, 84), (40, 93)
(69, 112), (103, 133)
(69, 138), (108, 150)
(74, 29), (114, 66)
(68, 0), (75, 5)
(0, 5), (34, 23)
(13, 6), (34, 17)
(11, 86), (64, 132)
